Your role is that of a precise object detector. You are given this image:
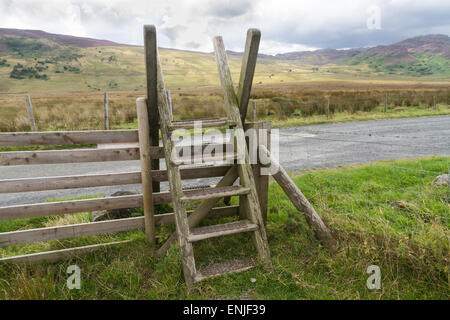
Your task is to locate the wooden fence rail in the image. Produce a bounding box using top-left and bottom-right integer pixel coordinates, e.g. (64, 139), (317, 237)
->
(0, 206), (239, 247)
(0, 145), (235, 166)
(0, 241), (132, 264)
(0, 147), (141, 166)
(0, 165), (231, 193)
(0, 118), (270, 263)
(0, 130), (139, 146)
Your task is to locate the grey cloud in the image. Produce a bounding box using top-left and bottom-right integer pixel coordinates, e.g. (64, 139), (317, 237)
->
(0, 0), (448, 54)
(258, 2), (450, 50)
(185, 41), (201, 49)
(207, 0), (254, 18)
(161, 25), (183, 41)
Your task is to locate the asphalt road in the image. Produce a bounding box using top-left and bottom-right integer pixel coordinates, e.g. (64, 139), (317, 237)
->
(1, 115), (449, 207)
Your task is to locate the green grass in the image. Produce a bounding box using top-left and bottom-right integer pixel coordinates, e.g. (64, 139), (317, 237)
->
(355, 53), (450, 78)
(1, 36), (449, 94)
(266, 104), (450, 128)
(0, 157), (448, 299)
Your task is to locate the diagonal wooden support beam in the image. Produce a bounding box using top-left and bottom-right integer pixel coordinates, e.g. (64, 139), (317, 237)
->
(237, 29), (261, 124)
(157, 166), (239, 256)
(259, 145), (337, 251)
(213, 36), (272, 266)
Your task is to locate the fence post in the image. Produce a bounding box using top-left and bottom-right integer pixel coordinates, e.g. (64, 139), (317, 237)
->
(241, 121), (270, 223)
(251, 101), (256, 121)
(258, 121), (270, 223)
(384, 92), (387, 113)
(104, 92), (109, 130)
(144, 25), (160, 194)
(25, 95), (37, 132)
(136, 97), (155, 244)
(326, 98), (330, 119)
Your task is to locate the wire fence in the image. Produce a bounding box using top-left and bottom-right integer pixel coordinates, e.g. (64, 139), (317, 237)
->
(1, 89), (449, 132)
(251, 89), (450, 120)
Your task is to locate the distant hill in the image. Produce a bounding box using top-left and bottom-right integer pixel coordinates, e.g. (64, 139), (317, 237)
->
(219, 35), (450, 76)
(0, 28), (129, 48)
(347, 35), (450, 76)
(267, 34), (449, 77)
(274, 34), (450, 64)
(363, 34), (450, 60)
(0, 29), (448, 93)
(274, 48), (364, 64)
(1, 28), (448, 61)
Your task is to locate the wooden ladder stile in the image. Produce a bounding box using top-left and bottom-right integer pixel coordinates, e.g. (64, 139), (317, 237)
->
(149, 25), (271, 287)
(213, 34), (272, 268)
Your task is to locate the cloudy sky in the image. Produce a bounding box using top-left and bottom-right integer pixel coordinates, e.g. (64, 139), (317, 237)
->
(0, 0), (449, 54)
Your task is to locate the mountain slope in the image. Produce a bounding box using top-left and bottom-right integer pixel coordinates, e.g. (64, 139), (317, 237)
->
(364, 34), (450, 60)
(0, 28), (129, 48)
(347, 35), (450, 76)
(274, 48), (363, 64)
(275, 34), (449, 64)
(0, 29), (448, 93)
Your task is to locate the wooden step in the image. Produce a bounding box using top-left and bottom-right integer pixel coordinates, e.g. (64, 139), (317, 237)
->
(181, 185), (250, 202)
(182, 184), (212, 191)
(188, 219), (258, 242)
(194, 258), (256, 282)
(171, 153), (238, 166)
(169, 118), (235, 130)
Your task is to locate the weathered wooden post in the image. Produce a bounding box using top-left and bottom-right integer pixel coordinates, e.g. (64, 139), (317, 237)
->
(247, 120), (270, 223)
(25, 95), (36, 132)
(104, 92), (109, 130)
(144, 25), (161, 194)
(237, 29), (260, 123)
(326, 98), (330, 119)
(136, 97), (155, 244)
(384, 92), (387, 113)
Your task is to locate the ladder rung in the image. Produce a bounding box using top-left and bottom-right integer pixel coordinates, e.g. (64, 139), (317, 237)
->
(171, 153), (238, 165)
(194, 258), (256, 282)
(182, 184), (213, 191)
(188, 219), (258, 242)
(181, 185), (250, 202)
(169, 118), (234, 130)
